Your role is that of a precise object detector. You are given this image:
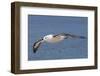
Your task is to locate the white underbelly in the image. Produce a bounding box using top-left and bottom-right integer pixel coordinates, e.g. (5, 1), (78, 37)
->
(46, 36), (64, 43)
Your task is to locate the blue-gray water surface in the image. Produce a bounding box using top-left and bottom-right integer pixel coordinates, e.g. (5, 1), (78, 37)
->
(28, 15), (88, 61)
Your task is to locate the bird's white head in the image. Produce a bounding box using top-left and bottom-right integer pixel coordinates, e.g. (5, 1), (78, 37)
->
(43, 34), (53, 41)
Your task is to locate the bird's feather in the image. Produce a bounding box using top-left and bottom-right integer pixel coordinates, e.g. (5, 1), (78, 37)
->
(33, 39), (43, 53)
(54, 33), (86, 39)
(32, 33), (86, 53)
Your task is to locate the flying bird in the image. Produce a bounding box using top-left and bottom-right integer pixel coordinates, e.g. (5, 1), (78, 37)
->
(33, 33), (86, 53)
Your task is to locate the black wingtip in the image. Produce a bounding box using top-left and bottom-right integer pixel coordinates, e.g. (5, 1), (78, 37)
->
(33, 51), (36, 53)
(33, 48), (37, 53)
(79, 36), (86, 39)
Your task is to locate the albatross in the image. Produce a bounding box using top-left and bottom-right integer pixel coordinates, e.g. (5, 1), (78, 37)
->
(33, 33), (86, 53)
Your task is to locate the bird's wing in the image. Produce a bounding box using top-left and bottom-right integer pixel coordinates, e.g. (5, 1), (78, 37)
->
(33, 38), (44, 53)
(54, 33), (86, 39)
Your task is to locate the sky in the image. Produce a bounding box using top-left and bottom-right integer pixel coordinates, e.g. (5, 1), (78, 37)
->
(28, 15), (88, 61)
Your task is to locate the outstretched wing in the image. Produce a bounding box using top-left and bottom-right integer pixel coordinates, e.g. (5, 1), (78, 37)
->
(54, 33), (86, 39)
(33, 39), (44, 53)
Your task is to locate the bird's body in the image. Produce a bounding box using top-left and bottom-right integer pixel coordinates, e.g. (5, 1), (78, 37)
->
(43, 34), (65, 43)
(33, 33), (86, 53)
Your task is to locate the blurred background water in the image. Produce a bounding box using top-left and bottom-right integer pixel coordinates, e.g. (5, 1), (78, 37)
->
(28, 15), (88, 61)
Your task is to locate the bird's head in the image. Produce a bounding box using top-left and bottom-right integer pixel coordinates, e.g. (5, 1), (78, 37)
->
(43, 34), (53, 40)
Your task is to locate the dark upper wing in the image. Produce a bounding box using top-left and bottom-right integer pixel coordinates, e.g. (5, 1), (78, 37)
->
(54, 33), (86, 39)
(33, 39), (43, 53)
